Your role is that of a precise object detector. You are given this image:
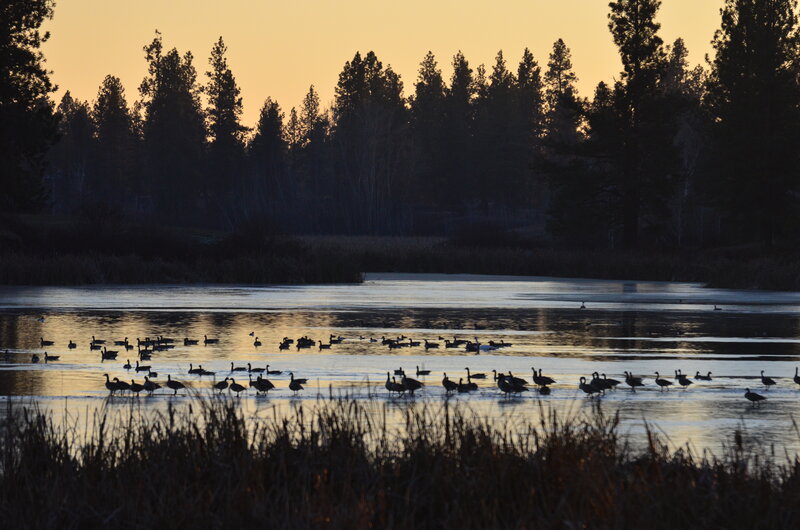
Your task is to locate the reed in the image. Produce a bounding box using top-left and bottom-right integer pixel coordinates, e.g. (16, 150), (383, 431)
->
(1, 398), (799, 528)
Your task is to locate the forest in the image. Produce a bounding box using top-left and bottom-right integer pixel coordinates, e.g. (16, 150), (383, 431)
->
(2, 0), (800, 284)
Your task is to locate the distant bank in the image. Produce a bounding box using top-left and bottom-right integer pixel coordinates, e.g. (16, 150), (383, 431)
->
(1, 232), (797, 290)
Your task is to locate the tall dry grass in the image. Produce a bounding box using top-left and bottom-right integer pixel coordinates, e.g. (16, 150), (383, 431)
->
(1, 398), (799, 528)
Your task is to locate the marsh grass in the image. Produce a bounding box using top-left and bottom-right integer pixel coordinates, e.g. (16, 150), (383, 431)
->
(1, 398), (800, 528)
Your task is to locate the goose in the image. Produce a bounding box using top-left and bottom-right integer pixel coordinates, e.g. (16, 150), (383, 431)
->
(580, 301), (586, 309)
(602, 374), (621, 389)
(89, 342), (102, 351)
(695, 371), (713, 381)
(506, 371), (528, 387)
(129, 379), (144, 396)
(254, 376), (275, 394)
(393, 368), (404, 376)
(386, 372), (404, 395)
(279, 341), (290, 350)
(198, 366), (216, 376)
(253, 337), (262, 347)
(213, 378), (229, 393)
(538, 385), (551, 395)
(442, 373), (457, 393)
(68, 340), (77, 349)
(465, 367), (486, 380)
(532, 368), (556, 387)
(135, 361), (151, 373)
(166, 374), (185, 396)
(143, 377), (161, 394)
(91, 336), (106, 345)
(125, 343), (134, 351)
(113, 378), (130, 393)
(794, 367), (800, 387)
(203, 335), (219, 345)
(229, 378), (246, 396)
(654, 372), (672, 391)
(289, 373), (308, 385)
(590, 372), (611, 393)
(101, 347), (118, 360)
(761, 370), (776, 390)
(40, 337), (54, 347)
(43, 352), (59, 362)
(319, 342), (331, 351)
(113, 338), (128, 346)
(401, 374), (423, 396)
(230, 362), (247, 372)
(31, 354), (40, 363)
(675, 369), (693, 389)
(104, 374), (118, 395)
(713, 305), (722, 311)
(248, 363), (265, 373)
(744, 388), (766, 406)
(147, 371), (158, 378)
(424, 339), (440, 350)
(579, 376), (600, 397)
(184, 337), (199, 346)
(461, 375), (478, 392)
(624, 371), (644, 391)
(266, 365), (282, 375)
(456, 378), (473, 393)
(289, 373), (304, 394)
(416, 366), (431, 376)
(188, 364), (202, 375)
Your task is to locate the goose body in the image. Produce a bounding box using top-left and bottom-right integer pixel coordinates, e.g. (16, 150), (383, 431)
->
(624, 371), (644, 391)
(143, 377), (161, 394)
(203, 335), (219, 345)
(135, 361), (150, 372)
(654, 372), (672, 391)
(248, 363), (265, 373)
(401, 375), (423, 396)
(744, 388), (766, 406)
(129, 379), (144, 396)
(416, 366), (431, 376)
(253, 337), (262, 347)
(184, 337), (199, 345)
(266, 365), (282, 375)
(579, 376), (600, 397)
(386, 372), (404, 395)
(795, 367), (800, 386)
(188, 364), (202, 375)
(254, 376), (275, 394)
(230, 362), (247, 372)
(213, 378), (229, 393)
(104, 373), (117, 395)
(40, 337), (54, 347)
(43, 352), (59, 362)
(695, 371), (712, 381)
(68, 340), (77, 349)
(166, 374), (185, 395)
(465, 367), (486, 380)
(289, 373), (304, 394)
(442, 373), (457, 393)
(229, 379), (246, 396)
(761, 370), (776, 390)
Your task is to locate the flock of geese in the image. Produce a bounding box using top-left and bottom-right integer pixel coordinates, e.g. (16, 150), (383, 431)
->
(9, 331), (796, 406)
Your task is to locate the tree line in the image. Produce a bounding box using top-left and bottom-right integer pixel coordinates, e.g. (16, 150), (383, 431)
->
(4, 0), (800, 248)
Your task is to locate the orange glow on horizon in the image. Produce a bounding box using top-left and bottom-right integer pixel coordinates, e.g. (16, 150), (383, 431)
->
(43, 0), (723, 126)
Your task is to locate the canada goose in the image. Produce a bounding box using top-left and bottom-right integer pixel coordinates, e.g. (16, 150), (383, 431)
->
(580, 301), (586, 309)
(579, 376), (600, 397)
(147, 371), (158, 378)
(125, 343), (134, 350)
(424, 339), (440, 350)
(393, 367), (404, 376)
(91, 336), (106, 345)
(279, 341), (290, 350)
(794, 367), (800, 387)
(289, 373), (304, 394)
(714, 305), (722, 311)
(101, 347), (118, 360)
(229, 378), (246, 396)
(401, 375), (423, 396)
(442, 373), (457, 393)
(266, 365), (282, 375)
(465, 367), (486, 380)
(416, 366), (431, 376)
(461, 375), (478, 392)
(254, 337), (262, 347)
(43, 352), (59, 362)
(90, 342), (102, 351)
(113, 338), (128, 346)
(188, 364), (202, 375)
(602, 374), (621, 388)
(166, 375), (185, 396)
(289, 373), (309, 385)
(248, 363), (265, 373)
(104, 374), (118, 395)
(761, 370), (776, 390)
(213, 378), (229, 393)
(532, 368), (556, 387)
(198, 366), (216, 376)
(184, 337), (199, 346)
(31, 354), (40, 363)
(230, 362), (247, 372)
(143, 377), (160, 394)
(129, 379), (144, 396)
(654, 372), (672, 391)
(506, 371), (528, 387)
(744, 388), (766, 406)
(113, 378), (130, 393)
(695, 371), (713, 381)
(675, 370), (693, 389)
(319, 342), (331, 351)
(40, 337), (54, 347)
(253, 376), (275, 394)
(68, 340), (77, 349)
(624, 371), (644, 391)
(590, 372), (611, 393)
(135, 361), (150, 373)
(204, 335), (219, 345)
(386, 372), (404, 395)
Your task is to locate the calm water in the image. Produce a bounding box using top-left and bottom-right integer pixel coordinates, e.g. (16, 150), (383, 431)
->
(1, 273), (800, 455)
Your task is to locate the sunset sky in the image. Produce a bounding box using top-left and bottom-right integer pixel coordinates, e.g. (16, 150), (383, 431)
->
(43, 0), (724, 126)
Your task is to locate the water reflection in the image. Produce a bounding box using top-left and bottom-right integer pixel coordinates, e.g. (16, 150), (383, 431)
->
(0, 274), (799, 455)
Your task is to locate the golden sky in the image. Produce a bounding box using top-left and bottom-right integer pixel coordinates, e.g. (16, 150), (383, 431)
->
(43, 0), (723, 126)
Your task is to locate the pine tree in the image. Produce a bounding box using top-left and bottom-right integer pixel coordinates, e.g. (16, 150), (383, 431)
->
(543, 39), (582, 146)
(708, 0), (800, 245)
(411, 51), (447, 204)
(49, 92), (94, 211)
(0, 0), (59, 211)
(93, 75), (136, 202)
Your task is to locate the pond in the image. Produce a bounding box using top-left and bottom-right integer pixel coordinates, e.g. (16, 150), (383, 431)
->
(1, 272), (799, 455)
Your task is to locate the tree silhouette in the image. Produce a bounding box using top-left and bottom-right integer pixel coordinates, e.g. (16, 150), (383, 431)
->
(0, 0), (58, 212)
(708, 0), (800, 246)
(93, 75), (137, 203)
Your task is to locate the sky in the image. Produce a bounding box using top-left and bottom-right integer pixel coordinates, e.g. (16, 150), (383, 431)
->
(42, 0), (724, 126)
